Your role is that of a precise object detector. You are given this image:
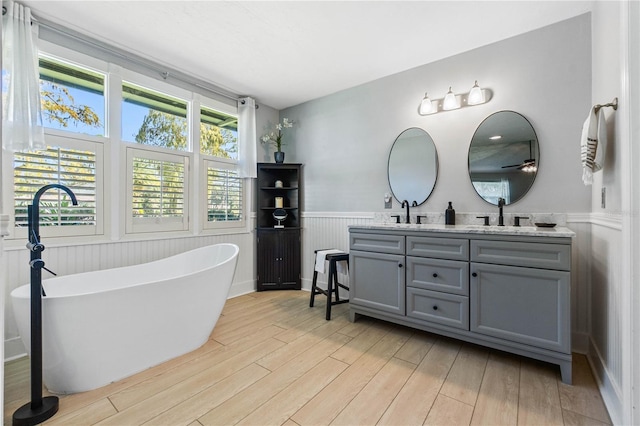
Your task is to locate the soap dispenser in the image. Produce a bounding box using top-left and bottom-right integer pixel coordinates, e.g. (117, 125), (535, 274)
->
(445, 202), (456, 225)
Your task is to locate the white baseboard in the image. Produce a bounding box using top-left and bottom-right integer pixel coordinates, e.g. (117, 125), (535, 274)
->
(588, 337), (622, 425)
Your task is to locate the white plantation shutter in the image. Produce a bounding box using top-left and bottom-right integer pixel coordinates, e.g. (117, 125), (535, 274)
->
(14, 147), (97, 227)
(127, 147), (189, 233)
(205, 162), (244, 227)
(132, 157), (185, 218)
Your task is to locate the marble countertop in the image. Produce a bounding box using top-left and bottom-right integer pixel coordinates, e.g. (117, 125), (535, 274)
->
(349, 223), (576, 238)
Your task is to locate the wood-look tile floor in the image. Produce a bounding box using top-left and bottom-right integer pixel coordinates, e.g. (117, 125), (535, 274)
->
(4, 290), (612, 425)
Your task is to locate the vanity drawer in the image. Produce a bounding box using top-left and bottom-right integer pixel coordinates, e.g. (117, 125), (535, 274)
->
(406, 236), (469, 261)
(406, 257), (469, 296)
(471, 240), (571, 271)
(350, 232), (405, 255)
(407, 287), (469, 330)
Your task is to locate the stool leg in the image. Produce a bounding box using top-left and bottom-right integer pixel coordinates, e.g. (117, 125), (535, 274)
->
(333, 267), (341, 302)
(310, 270), (318, 307)
(326, 264), (334, 320)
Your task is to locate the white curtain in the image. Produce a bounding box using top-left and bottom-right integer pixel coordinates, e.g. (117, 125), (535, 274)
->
(237, 96), (257, 178)
(2, 0), (45, 152)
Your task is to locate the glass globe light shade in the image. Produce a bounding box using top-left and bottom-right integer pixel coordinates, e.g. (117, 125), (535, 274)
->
(442, 87), (459, 110)
(419, 93), (433, 114)
(468, 80), (485, 105)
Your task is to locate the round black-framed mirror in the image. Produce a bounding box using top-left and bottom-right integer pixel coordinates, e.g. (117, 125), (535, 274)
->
(387, 127), (438, 205)
(468, 111), (539, 205)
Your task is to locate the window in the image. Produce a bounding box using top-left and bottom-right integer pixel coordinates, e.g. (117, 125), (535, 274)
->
(6, 55), (106, 239)
(204, 161), (244, 229)
(11, 133), (102, 238)
(472, 179), (511, 204)
(126, 147), (189, 233)
(6, 45), (249, 241)
(122, 82), (188, 149)
(39, 56), (105, 136)
(200, 106), (238, 159)
(200, 102), (243, 230)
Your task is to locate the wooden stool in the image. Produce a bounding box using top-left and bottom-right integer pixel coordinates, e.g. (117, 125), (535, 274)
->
(310, 250), (350, 320)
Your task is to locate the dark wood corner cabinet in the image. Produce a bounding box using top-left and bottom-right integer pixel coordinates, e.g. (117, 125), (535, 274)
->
(256, 163), (302, 291)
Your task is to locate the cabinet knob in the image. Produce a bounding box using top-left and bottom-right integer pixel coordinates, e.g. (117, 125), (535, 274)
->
(433, 305), (438, 311)
(398, 263), (403, 268)
(472, 272), (478, 277)
(432, 273), (438, 278)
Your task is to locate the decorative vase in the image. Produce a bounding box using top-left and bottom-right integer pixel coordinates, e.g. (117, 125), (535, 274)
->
(274, 151), (285, 163)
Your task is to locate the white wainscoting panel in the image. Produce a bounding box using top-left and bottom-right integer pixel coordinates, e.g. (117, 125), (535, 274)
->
(301, 213), (373, 292)
(586, 214), (624, 424)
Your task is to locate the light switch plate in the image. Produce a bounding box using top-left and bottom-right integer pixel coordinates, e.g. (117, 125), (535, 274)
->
(384, 193), (392, 209)
(601, 187), (606, 208)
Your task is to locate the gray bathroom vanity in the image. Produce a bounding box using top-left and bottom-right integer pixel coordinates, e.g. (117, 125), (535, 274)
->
(348, 224), (574, 384)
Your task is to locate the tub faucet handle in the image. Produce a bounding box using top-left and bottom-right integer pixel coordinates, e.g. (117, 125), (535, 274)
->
(29, 259), (57, 276)
(27, 241), (45, 253)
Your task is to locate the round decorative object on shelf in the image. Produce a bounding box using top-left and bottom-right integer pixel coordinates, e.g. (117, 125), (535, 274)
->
(275, 180), (283, 188)
(273, 208), (287, 228)
(274, 151), (285, 163)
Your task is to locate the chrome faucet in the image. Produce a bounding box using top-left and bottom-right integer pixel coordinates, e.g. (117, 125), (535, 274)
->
(498, 197), (505, 226)
(401, 200), (415, 224)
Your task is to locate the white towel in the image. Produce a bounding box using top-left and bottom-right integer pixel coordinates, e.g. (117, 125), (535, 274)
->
(314, 249), (347, 274)
(581, 107), (607, 185)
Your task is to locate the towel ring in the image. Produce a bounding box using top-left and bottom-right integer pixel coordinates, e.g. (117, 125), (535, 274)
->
(595, 97), (618, 113)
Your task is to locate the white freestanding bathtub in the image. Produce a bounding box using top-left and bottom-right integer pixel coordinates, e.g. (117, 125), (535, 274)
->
(11, 243), (239, 394)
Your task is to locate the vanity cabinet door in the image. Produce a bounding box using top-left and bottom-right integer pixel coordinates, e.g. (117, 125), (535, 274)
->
(470, 262), (570, 353)
(349, 250), (405, 315)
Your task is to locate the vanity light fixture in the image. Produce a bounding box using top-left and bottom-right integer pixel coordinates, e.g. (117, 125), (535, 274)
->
(442, 87), (459, 110)
(468, 80), (485, 105)
(419, 92), (433, 115)
(418, 81), (492, 116)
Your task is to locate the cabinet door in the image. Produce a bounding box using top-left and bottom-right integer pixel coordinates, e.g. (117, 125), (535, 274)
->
(470, 262), (570, 353)
(279, 229), (301, 288)
(257, 229), (301, 290)
(257, 230), (280, 289)
(350, 250), (405, 315)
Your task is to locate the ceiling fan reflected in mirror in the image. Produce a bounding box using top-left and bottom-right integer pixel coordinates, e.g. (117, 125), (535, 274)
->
(501, 140), (538, 173)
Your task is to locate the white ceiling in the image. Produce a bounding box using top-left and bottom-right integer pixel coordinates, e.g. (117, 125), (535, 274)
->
(23, 1), (594, 110)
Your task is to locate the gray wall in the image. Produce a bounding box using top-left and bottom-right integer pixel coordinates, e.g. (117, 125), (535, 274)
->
(281, 14), (592, 215)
